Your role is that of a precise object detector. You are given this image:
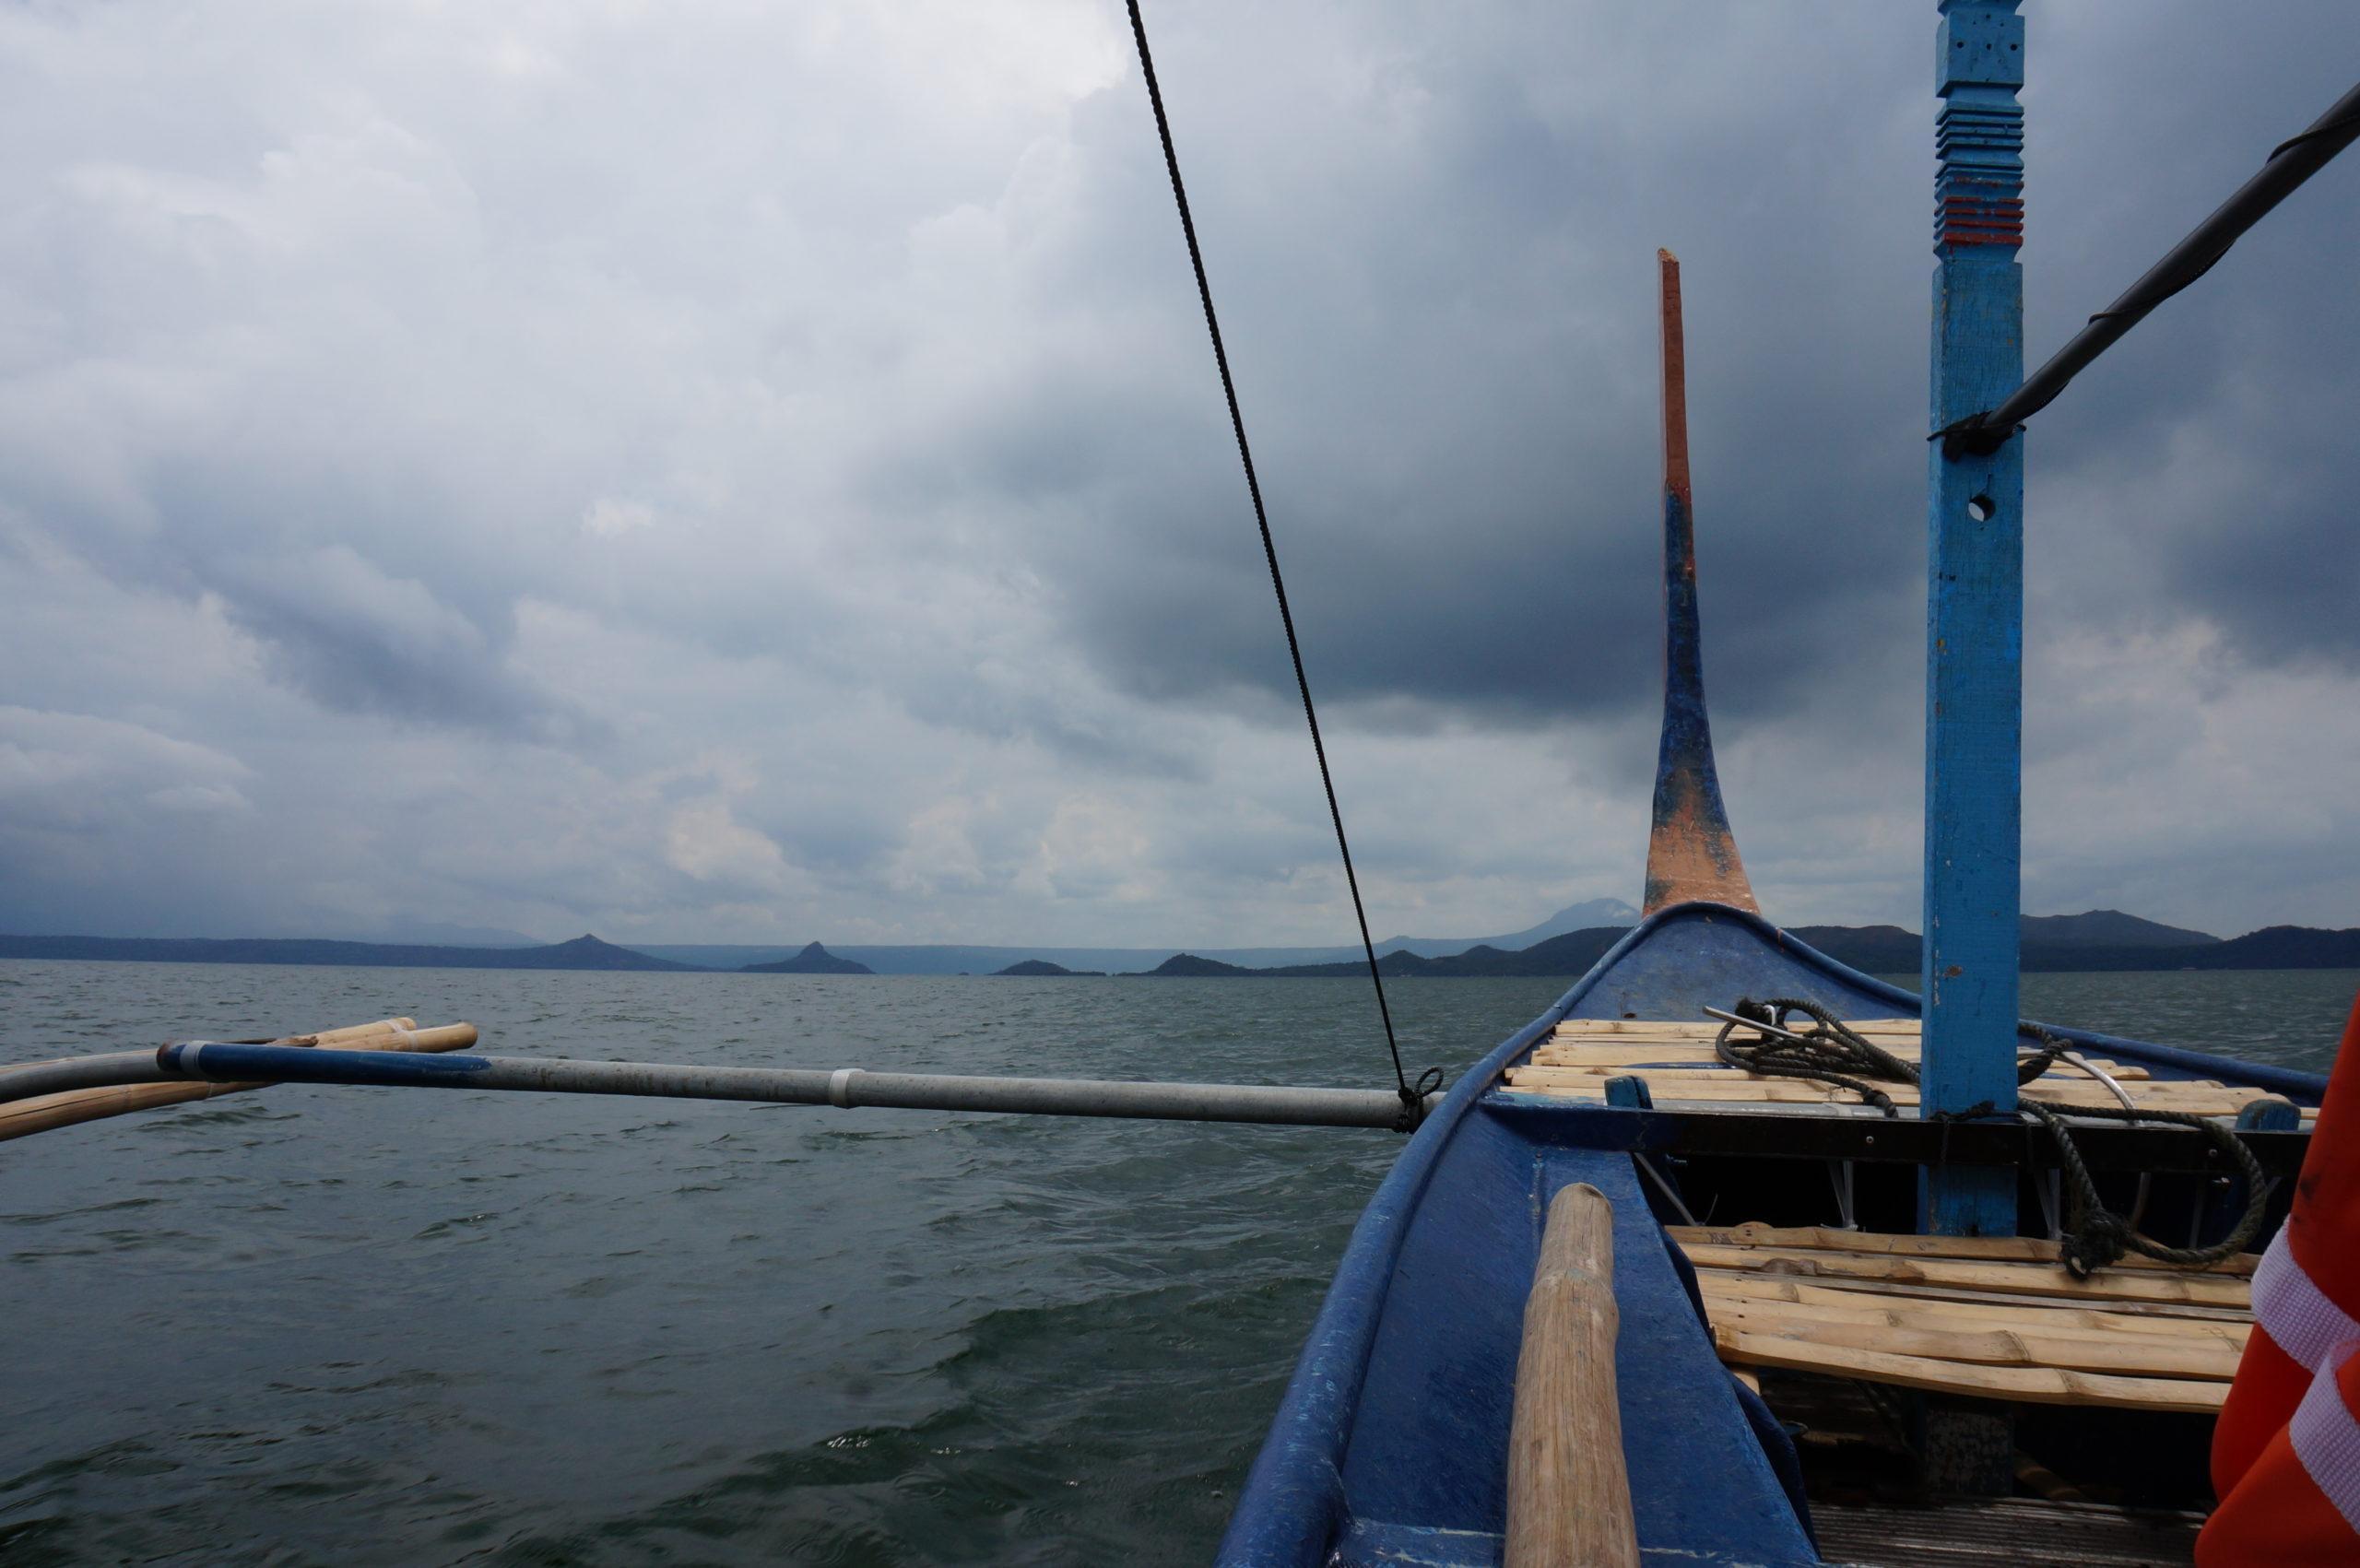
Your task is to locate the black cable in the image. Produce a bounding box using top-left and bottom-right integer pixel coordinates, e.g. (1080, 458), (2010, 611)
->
(1717, 1000), (2271, 1273)
(1122, 0), (1422, 1126)
(1938, 77), (2360, 458)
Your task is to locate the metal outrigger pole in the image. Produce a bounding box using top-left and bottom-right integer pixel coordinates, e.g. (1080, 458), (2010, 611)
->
(0, 1043), (1437, 1132)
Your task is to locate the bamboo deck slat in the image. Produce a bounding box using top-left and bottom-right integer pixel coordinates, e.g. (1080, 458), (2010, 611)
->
(1528, 1048), (2155, 1079)
(1669, 1220), (2257, 1275)
(1693, 1272), (2254, 1337)
(1508, 1016), (2313, 1120)
(1674, 1226), (2254, 1412)
(1707, 1311), (2240, 1379)
(1695, 1280), (2250, 1347)
(1707, 1325), (2227, 1412)
(1702, 1269), (2255, 1323)
(1680, 1243), (2250, 1305)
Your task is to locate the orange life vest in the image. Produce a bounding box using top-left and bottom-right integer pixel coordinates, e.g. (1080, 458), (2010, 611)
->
(2199, 987), (2360, 1566)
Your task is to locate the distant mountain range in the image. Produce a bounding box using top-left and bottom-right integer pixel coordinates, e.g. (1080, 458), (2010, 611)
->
(1795, 918), (2360, 976)
(4, 909), (2354, 978)
(964, 910), (2358, 980)
(2015, 911), (2220, 947)
(1123, 927), (1631, 979)
(624, 899), (1644, 974)
(1364, 898), (1641, 960)
(0, 933), (695, 972)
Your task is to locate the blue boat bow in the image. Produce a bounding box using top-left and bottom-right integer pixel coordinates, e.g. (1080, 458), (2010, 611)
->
(1218, 902), (2324, 1565)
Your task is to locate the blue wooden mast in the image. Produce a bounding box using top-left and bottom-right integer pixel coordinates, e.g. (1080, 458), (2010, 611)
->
(1922, 0), (2026, 1235)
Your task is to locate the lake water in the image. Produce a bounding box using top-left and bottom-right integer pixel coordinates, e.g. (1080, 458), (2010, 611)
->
(2, 963), (2352, 1565)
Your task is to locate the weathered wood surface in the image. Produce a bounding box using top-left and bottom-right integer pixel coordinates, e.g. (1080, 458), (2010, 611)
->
(1552, 1018), (1921, 1040)
(1678, 1220), (2253, 1413)
(1698, 1269), (2252, 1323)
(1516, 1017), (2311, 1119)
(0, 1020), (478, 1142)
(1503, 1071), (2294, 1119)
(1505, 1183), (1638, 1568)
(1706, 1310), (2239, 1379)
(1668, 1220), (2257, 1274)
(1811, 1495), (2203, 1568)
(1696, 1278), (2250, 1345)
(1681, 1243), (2249, 1306)
(1710, 1325), (2224, 1412)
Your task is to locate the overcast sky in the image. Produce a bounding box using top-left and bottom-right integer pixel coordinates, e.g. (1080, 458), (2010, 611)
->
(1, 0), (2355, 948)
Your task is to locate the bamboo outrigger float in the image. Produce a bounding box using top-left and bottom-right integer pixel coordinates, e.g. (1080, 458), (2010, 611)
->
(4, 4), (2356, 1564)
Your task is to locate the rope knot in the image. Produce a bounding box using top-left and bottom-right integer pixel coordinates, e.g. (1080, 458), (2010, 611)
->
(1392, 1066), (1446, 1133)
(2061, 1213), (2131, 1279)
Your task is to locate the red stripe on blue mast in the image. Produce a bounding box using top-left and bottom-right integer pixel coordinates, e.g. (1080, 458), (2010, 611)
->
(1923, 0), (2026, 1236)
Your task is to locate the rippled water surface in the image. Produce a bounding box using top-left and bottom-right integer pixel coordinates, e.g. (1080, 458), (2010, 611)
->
(1, 961), (2351, 1565)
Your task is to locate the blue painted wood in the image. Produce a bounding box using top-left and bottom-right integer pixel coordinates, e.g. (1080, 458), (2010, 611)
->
(1217, 1000), (1575, 1568)
(2200, 1098), (2306, 1245)
(1922, 0), (2028, 1237)
(2236, 1098), (2304, 1132)
(1218, 904), (2324, 1567)
(1334, 1140), (1814, 1566)
(1605, 1075), (1654, 1110)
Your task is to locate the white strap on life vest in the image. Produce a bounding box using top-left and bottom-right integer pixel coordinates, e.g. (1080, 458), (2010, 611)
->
(2289, 1338), (2360, 1533)
(2256, 1230), (2360, 1371)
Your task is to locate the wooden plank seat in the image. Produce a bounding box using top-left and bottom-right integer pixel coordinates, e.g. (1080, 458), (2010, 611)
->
(1668, 1222), (2254, 1414)
(1504, 1017), (2316, 1122)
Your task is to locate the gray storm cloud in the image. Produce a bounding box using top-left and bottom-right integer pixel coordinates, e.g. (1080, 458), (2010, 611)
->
(0, 0), (2354, 947)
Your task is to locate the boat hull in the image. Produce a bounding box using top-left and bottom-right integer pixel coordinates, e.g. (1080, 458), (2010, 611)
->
(1218, 902), (2326, 1567)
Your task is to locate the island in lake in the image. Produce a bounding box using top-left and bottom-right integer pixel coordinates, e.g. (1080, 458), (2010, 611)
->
(739, 942), (874, 975)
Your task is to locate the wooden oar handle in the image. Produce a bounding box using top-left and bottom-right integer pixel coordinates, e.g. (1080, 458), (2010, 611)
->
(284, 1022), (477, 1053)
(1506, 1182), (1639, 1568)
(289, 1018), (418, 1044)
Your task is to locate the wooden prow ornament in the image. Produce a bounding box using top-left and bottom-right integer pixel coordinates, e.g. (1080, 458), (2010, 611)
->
(1642, 250), (1758, 917)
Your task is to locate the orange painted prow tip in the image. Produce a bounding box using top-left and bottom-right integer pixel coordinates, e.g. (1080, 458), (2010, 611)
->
(1640, 849), (1761, 919)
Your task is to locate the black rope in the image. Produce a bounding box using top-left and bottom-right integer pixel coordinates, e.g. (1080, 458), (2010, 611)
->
(2011, 1025), (2271, 1278)
(1123, 0), (1426, 1129)
(1715, 1001), (2270, 1274)
(1714, 997), (2060, 1120)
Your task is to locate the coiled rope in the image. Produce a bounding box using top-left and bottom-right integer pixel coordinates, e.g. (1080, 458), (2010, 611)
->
(1124, 1), (1434, 1130)
(1716, 998), (2270, 1277)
